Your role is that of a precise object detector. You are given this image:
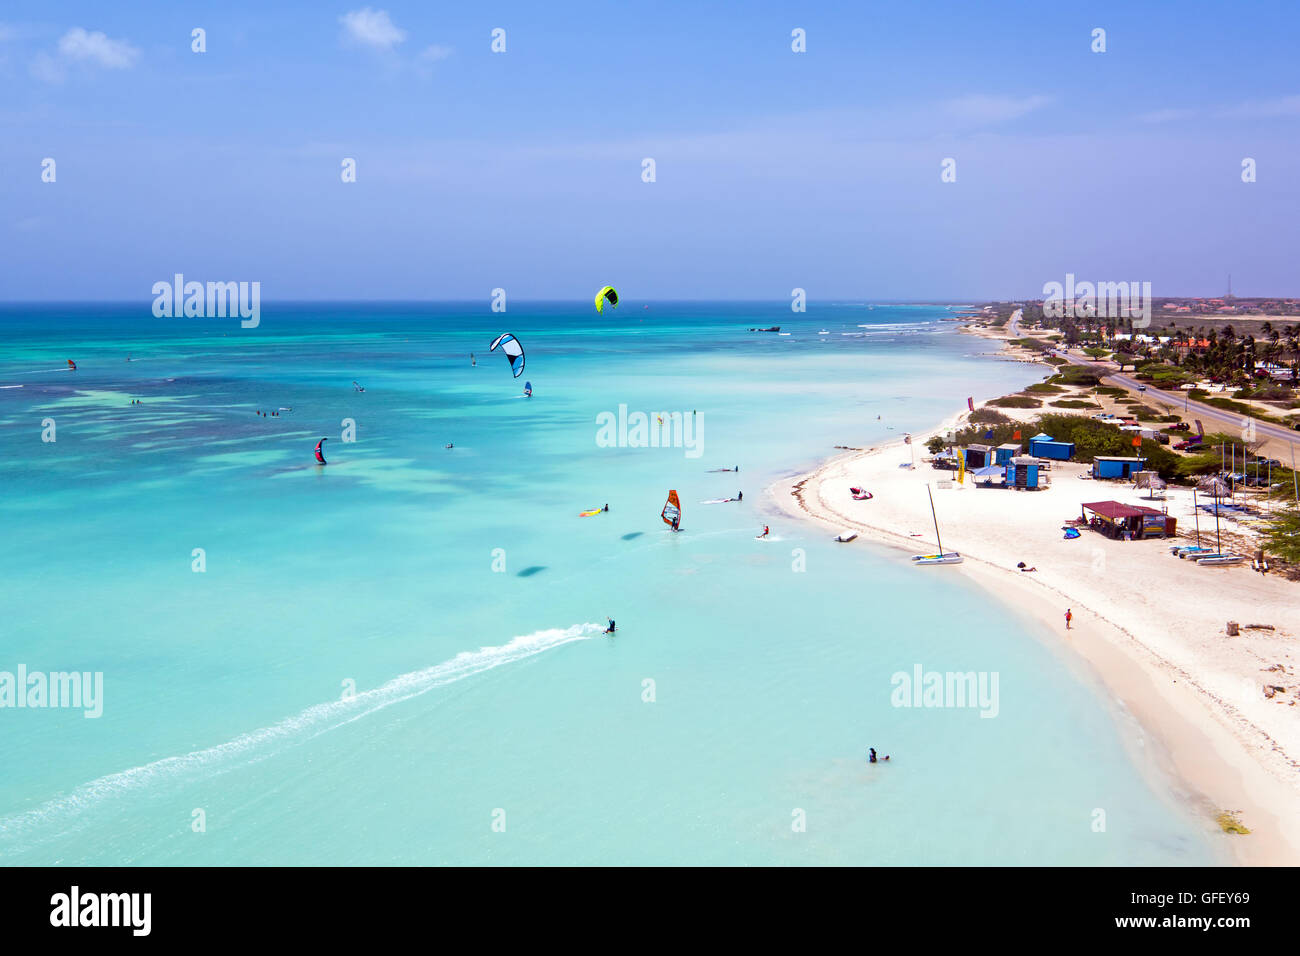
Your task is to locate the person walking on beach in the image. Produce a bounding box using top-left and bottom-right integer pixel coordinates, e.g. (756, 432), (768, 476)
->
(1065, 608), (1073, 630)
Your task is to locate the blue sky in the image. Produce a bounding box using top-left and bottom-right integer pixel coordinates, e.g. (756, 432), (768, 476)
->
(3, 1), (1299, 301)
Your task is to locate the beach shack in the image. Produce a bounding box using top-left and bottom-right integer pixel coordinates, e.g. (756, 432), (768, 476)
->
(994, 442), (1021, 466)
(1092, 456), (1147, 480)
(1081, 500), (1176, 540)
(1028, 432), (1075, 461)
(1005, 455), (1042, 490)
(962, 444), (993, 469)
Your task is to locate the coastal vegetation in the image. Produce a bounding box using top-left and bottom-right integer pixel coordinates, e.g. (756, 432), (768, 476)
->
(989, 395), (1041, 408)
(987, 302), (1300, 430)
(1263, 506), (1300, 564)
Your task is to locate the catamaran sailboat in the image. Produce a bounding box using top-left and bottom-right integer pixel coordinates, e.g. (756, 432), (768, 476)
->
(912, 485), (963, 565)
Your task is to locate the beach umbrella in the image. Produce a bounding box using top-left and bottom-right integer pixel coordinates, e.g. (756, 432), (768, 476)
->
(1133, 472), (1166, 499)
(1196, 476), (1231, 498)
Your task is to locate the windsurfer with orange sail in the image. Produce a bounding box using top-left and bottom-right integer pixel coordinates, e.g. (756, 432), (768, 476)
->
(661, 489), (681, 531)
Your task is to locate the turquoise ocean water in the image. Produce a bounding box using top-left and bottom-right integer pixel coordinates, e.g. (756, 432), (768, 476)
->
(0, 302), (1219, 865)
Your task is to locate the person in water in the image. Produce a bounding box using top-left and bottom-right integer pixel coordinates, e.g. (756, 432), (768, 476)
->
(603, 504), (609, 512)
(868, 748), (890, 763)
(736, 491), (743, 501)
(604, 618), (616, 634)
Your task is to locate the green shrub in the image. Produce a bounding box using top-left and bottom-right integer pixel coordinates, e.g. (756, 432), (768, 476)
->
(1054, 366), (1103, 386)
(1050, 399), (1100, 409)
(1025, 383), (1065, 394)
(989, 395), (1042, 408)
(969, 407), (1012, 423)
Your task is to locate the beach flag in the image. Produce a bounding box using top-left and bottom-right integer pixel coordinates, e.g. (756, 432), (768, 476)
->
(967, 397), (974, 412)
(957, 450), (966, 484)
(1132, 436), (1142, 448)
(1013, 429), (1021, 441)
(983, 429), (994, 440)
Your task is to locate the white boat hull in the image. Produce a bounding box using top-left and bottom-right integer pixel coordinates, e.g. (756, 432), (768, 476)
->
(1196, 555), (1245, 566)
(911, 552), (963, 565)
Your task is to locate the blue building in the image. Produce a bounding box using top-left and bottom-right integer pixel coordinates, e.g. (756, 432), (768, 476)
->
(1028, 432), (1075, 460)
(994, 442), (1021, 466)
(1005, 455), (1042, 490)
(1092, 456), (1147, 480)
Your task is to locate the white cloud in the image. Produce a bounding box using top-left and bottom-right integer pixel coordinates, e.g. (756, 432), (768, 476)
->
(942, 93), (1052, 126)
(340, 8), (406, 50)
(30, 26), (139, 81)
(57, 27), (139, 68)
(419, 44), (452, 62)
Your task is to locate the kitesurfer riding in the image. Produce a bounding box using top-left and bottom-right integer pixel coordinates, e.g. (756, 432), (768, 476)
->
(604, 618), (616, 634)
(759, 525), (769, 538)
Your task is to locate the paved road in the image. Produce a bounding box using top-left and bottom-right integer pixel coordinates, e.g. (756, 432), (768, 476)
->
(1007, 312), (1299, 447)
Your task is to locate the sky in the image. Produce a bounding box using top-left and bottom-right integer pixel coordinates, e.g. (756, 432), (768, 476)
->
(2, 1), (1299, 301)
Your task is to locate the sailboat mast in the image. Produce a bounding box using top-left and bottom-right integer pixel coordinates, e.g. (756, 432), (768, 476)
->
(1193, 488), (1200, 547)
(927, 484), (943, 554)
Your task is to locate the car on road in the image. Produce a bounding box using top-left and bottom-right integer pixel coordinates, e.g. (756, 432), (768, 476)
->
(1137, 384), (1147, 391)
(1174, 438), (1203, 450)
(1165, 422), (1191, 431)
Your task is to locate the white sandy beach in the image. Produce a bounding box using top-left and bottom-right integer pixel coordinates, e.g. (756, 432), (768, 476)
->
(771, 414), (1300, 864)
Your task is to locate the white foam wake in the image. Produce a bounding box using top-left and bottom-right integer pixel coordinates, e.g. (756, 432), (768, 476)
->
(0, 623), (603, 843)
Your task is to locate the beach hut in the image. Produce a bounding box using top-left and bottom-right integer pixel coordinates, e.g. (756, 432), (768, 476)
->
(1028, 432), (1075, 460)
(1081, 500), (1175, 540)
(962, 444), (993, 469)
(1005, 455), (1041, 490)
(1092, 456), (1147, 480)
(994, 442), (1021, 466)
